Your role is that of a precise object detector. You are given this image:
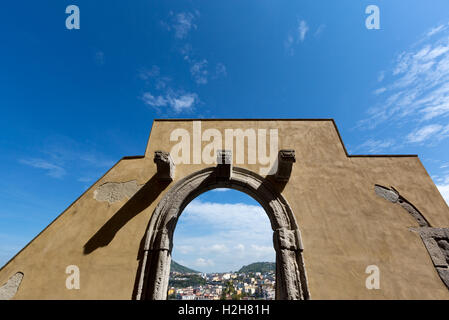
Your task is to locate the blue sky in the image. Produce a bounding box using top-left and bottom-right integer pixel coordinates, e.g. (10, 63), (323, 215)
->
(1, 1), (449, 271)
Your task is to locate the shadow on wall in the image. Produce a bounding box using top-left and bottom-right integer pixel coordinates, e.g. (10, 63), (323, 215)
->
(83, 174), (170, 255)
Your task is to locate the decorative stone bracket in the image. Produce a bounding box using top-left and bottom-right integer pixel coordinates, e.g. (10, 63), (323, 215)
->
(275, 150), (296, 182)
(216, 150), (232, 179)
(154, 151), (175, 181)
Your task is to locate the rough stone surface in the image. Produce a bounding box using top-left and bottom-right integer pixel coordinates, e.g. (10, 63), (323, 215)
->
(374, 185), (399, 203)
(274, 228), (299, 250)
(418, 228), (449, 289)
(375, 185), (429, 227)
(93, 180), (142, 204)
(0, 272), (23, 300)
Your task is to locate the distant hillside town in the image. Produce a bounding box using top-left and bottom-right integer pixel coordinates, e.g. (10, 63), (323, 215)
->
(168, 261), (276, 300)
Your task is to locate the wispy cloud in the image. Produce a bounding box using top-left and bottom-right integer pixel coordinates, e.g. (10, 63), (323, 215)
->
(435, 173), (449, 205)
(19, 158), (66, 178)
(298, 20), (309, 42)
(427, 24), (447, 37)
(94, 51), (105, 66)
(438, 184), (449, 205)
(358, 22), (449, 148)
(215, 63), (227, 78)
(285, 19), (318, 55)
(356, 139), (396, 153)
(314, 24), (326, 37)
(140, 65), (199, 113)
(194, 258), (215, 268)
(190, 59), (208, 84)
(142, 90), (198, 113)
(377, 71), (385, 82)
(164, 11), (199, 39)
(406, 124), (449, 143)
(174, 12), (197, 39)
(373, 87), (387, 95)
(18, 135), (115, 180)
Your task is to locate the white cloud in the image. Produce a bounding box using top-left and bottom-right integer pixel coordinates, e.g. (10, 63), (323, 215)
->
(19, 158), (66, 178)
(139, 65), (160, 80)
(181, 200), (269, 230)
(177, 245), (194, 254)
(194, 258), (215, 267)
(427, 24), (447, 37)
(406, 124), (444, 143)
(285, 19), (313, 55)
(373, 87), (387, 95)
(357, 139), (395, 153)
(171, 12), (197, 39)
(314, 24), (326, 37)
(359, 22), (449, 147)
(142, 90), (198, 113)
(437, 183), (449, 205)
(142, 92), (167, 107)
(234, 244), (245, 253)
(140, 65), (199, 113)
(190, 59), (208, 84)
(378, 71), (385, 82)
(215, 63), (227, 78)
(168, 92), (198, 112)
(298, 20), (309, 42)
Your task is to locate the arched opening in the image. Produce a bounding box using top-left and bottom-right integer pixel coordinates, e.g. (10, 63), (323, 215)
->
(135, 167), (309, 300)
(168, 188), (276, 300)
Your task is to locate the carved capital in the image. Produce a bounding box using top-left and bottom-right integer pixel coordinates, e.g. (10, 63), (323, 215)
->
(154, 151), (175, 181)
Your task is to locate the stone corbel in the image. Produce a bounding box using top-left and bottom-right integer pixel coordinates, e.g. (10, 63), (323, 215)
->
(275, 150), (296, 182)
(216, 150), (232, 179)
(154, 151), (175, 182)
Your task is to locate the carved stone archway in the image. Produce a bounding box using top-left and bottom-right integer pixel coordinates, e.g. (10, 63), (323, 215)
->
(135, 166), (310, 300)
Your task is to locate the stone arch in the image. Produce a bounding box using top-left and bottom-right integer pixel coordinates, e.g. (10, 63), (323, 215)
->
(135, 166), (310, 300)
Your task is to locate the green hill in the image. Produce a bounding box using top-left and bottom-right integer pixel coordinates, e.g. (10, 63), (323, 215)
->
(238, 262), (275, 273)
(170, 260), (200, 274)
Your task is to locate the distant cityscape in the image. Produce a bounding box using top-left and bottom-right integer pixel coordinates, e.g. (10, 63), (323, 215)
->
(168, 261), (275, 300)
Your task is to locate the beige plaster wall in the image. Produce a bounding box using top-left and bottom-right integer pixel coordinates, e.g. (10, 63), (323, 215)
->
(1, 119), (448, 299)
